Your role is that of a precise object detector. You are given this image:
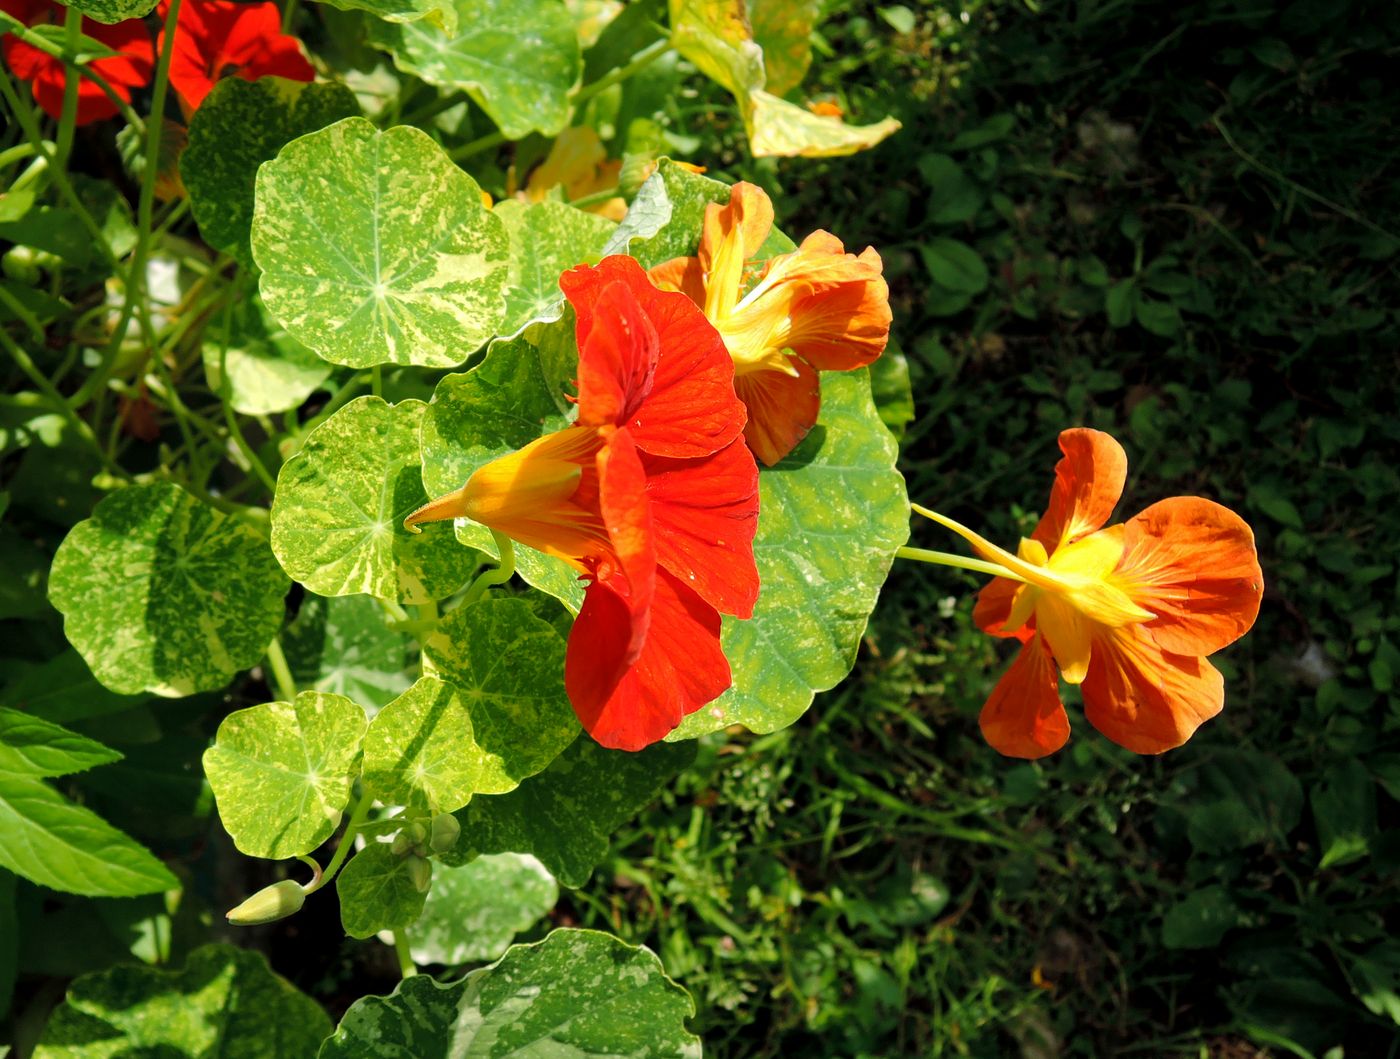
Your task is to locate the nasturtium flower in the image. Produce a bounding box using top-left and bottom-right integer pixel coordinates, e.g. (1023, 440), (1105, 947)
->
(649, 181), (891, 466)
(407, 255), (760, 751)
(158, 0), (313, 114)
(918, 428), (1263, 758)
(0, 0), (153, 124)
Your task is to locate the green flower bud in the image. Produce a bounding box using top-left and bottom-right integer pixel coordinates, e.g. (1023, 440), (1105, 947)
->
(405, 855), (432, 894)
(429, 813), (460, 854)
(226, 879), (306, 926)
(390, 830), (415, 857)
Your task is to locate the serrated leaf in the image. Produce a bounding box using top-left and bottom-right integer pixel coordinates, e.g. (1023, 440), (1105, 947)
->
(672, 369), (908, 737)
(48, 482), (289, 697)
(272, 397), (477, 603)
(320, 929), (700, 1058)
(419, 597), (579, 784)
(443, 734), (692, 887)
(183, 78), (361, 268)
(494, 199), (616, 336)
(406, 853), (557, 965)
(337, 841), (428, 938)
(203, 691), (367, 860)
(202, 293), (333, 416)
(368, 0), (582, 140)
(33, 943), (330, 1058)
(253, 118), (509, 369)
(0, 774), (176, 896)
(40, 0), (155, 24)
(284, 594), (413, 712)
(0, 708), (121, 778)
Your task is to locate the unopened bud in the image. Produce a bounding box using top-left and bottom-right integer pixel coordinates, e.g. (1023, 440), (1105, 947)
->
(405, 855), (432, 893)
(226, 879), (305, 926)
(391, 831), (415, 857)
(429, 813), (460, 854)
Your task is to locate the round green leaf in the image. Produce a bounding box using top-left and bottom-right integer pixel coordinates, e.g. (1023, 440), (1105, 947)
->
(320, 929), (700, 1058)
(33, 944), (330, 1057)
(201, 293), (333, 416)
(203, 691), (368, 860)
(406, 853), (557, 965)
(253, 118), (509, 369)
(284, 593), (413, 712)
(271, 397), (478, 603)
(419, 597), (579, 783)
(48, 482), (289, 696)
(494, 199), (616, 336)
(183, 78), (360, 269)
(55, 0), (157, 24)
(337, 841), (428, 939)
(367, 0), (582, 140)
(671, 369), (909, 738)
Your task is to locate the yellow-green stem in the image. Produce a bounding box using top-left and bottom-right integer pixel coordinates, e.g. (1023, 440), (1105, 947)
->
(894, 546), (1026, 583)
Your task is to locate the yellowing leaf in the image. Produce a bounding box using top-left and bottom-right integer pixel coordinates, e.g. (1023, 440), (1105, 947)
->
(749, 0), (819, 95)
(668, 0), (764, 99)
(748, 89), (901, 158)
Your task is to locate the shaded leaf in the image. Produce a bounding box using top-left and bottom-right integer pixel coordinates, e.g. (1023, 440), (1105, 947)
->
(920, 236), (988, 294)
(1312, 759), (1377, 869)
(0, 871), (14, 1020)
(406, 852), (557, 965)
(201, 293), (332, 416)
(1161, 885), (1238, 949)
(337, 841), (428, 939)
(0, 651), (144, 727)
(0, 708), (121, 778)
(284, 593), (414, 712)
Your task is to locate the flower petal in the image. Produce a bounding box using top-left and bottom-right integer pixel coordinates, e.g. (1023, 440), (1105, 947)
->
(567, 567), (730, 751)
(696, 181), (774, 319)
(1032, 428), (1127, 551)
(646, 255), (706, 306)
(973, 576), (1032, 640)
(574, 278), (658, 430)
(1112, 496), (1264, 656)
(642, 437), (759, 619)
(1080, 623), (1224, 754)
(596, 427), (655, 647)
(561, 256), (746, 458)
(733, 358), (820, 466)
(978, 634), (1070, 759)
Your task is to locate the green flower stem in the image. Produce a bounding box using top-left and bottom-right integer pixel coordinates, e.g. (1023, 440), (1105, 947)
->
(0, 141), (41, 172)
(54, 5), (82, 169)
(263, 636), (298, 703)
(448, 129), (506, 163)
(304, 791), (372, 895)
(392, 931), (416, 979)
(571, 38), (669, 108)
(894, 545), (1024, 583)
(567, 185), (621, 210)
(460, 531), (516, 606)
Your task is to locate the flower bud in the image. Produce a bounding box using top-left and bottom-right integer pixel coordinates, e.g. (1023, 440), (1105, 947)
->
(429, 813), (460, 854)
(404, 855), (432, 894)
(390, 830), (414, 857)
(226, 879), (305, 926)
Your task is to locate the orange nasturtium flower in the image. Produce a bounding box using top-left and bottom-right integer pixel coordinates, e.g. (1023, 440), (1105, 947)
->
(407, 256), (760, 751)
(915, 429), (1263, 758)
(649, 181), (891, 467)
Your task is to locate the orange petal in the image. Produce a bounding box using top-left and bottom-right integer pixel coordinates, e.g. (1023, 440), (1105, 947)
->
(733, 358), (821, 466)
(768, 235), (890, 371)
(1080, 624), (1224, 754)
(647, 255), (707, 306)
(697, 182), (774, 320)
(1112, 496), (1264, 656)
(973, 577), (1032, 640)
(1032, 428), (1127, 551)
(978, 634), (1070, 759)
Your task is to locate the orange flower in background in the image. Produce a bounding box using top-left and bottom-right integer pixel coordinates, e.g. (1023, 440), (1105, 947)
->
(649, 181), (891, 466)
(0, 0), (153, 124)
(157, 0), (313, 114)
(518, 126), (626, 221)
(407, 256), (760, 751)
(917, 428), (1263, 758)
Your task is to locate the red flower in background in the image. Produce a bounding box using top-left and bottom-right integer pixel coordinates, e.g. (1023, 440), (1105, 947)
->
(0, 0), (153, 124)
(407, 256), (760, 751)
(157, 0), (312, 113)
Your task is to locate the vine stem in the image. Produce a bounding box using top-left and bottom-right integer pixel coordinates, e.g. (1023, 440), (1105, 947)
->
(304, 792), (372, 895)
(54, 5), (81, 170)
(460, 531), (516, 606)
(392, 931), (416, 979)
(263, 637), (298, 702)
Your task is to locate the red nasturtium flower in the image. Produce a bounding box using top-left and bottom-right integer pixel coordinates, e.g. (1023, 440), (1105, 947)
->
(649, 181), (891, 466)
(157, 0), (313, 114)
(0, 0), (153, 124)
(921, 428), (1263, 758)
(406, 256), (760, 751)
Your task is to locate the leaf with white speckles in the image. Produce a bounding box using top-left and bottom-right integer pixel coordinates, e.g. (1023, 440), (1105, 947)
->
(203, 691), (367, 860)
(602, 159), (730, 266)
(368, 0), (582, 140)
(406, 853), (557, 965)
(33, 944), (330, 1057)
(315, 0), (459, 36)
(272, 397), (478, 604)
(420, 324), (585, 612)
(319, 929), (701, 1058)
(337, 841), (428, 939)
(418, 597), (579, 785)
(284, 593), (414, 712)
(201, 293), (333, 416)
(56, 0), (156, 23)
(442, 733), (691, 887)
(253, 118), (509, 369)
(495, 199), (615, 336)
(671, 369), (908, 738)
(47, 482), (289, 697)
(183, 77), (360, 269)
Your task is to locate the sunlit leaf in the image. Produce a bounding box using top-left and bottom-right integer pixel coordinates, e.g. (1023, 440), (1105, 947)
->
(0, 708), (121, 778)
(202, 691), (368, 860)
(320, 929), (700, 1058)
(271, 397), (477, 603)
(337, 841), (428, 939)
(747, 90), (901, 157)
(311, 0), (458, 34)
(495, 199), (616, 336)
(48, 483), (289, 696)
(368, 0), (582, 139)
(45, 0), (155, 24)
(253, 118), (509, 369)
(749, 0), (819, 95)
(406, 853), (557, 965)
(33, 944), (330, 1057)
(284, 593), (413, 712)
(201, 293), (332, 416)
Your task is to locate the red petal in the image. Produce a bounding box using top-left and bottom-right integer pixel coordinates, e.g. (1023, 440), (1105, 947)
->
(733, 359), (820, 466)
(574, 279), (658, 430)
(561, 256), (746, 458)
(973, 576), (1032, 640)
(1032, 428), (1127, 551)
(1080, 623), (1224, 754)
(1112, 496), (1264, 656)
(567, 568), (730, 750)
(642, 437), (759, 619)
(596, 427), (655, 654)
(978, 633), (1070, 759)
